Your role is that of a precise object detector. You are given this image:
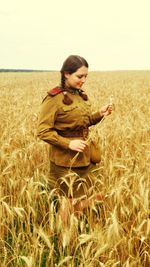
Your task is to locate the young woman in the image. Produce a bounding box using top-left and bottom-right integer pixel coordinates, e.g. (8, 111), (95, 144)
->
(37, 55), (113, 220)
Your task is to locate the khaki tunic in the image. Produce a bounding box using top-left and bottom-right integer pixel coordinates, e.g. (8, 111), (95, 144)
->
(38, 92), (102, 167)
(37, 90), (103, 168)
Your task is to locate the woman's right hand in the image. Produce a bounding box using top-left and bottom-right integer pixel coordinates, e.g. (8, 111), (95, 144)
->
(69, 139), (87, 152)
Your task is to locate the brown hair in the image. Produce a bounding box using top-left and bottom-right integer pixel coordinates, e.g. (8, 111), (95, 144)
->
(60, 55), (89, 104)
(60, 55), (89, 89)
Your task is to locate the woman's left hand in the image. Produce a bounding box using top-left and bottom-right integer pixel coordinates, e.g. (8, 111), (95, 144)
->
(100, 104), (113, 117)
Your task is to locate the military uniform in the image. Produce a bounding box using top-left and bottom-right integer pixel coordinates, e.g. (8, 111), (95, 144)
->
(37, 87), (103, 197)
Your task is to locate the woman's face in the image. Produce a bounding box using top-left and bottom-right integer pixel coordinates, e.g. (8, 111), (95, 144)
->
(64, 66), (88, 89)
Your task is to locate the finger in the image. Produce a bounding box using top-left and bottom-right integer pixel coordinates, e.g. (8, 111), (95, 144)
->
(78, 143), (87, 151)
(78, 146), (86, 151)
(80, 141), (87, 146)
(80, 142), (87, 148)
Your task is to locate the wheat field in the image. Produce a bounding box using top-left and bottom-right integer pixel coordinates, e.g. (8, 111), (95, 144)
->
(0, 71), (150, 266)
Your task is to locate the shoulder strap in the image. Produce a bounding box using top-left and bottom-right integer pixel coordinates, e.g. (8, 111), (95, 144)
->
(47, 87), (63, 96)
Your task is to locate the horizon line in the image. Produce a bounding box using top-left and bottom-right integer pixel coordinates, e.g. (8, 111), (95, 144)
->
(0, 68), (150, 73)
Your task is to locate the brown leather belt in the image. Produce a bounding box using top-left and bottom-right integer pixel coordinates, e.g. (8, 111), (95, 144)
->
(57, 128), (89, 138)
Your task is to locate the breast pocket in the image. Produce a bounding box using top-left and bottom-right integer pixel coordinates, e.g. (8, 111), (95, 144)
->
(59, 105), (79, 124)
(58, 100), (90, 126)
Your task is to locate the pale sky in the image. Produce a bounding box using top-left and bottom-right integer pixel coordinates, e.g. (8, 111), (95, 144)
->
(1, 0), (150, 71)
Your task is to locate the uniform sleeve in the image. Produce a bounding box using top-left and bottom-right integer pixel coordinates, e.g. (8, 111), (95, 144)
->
(37, 96), (70, 149)
(88, 111), (104, 126)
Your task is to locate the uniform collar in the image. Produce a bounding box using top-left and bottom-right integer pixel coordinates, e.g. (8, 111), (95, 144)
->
(60, 86), (82, 95)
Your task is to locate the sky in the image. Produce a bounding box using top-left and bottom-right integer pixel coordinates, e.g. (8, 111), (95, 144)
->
(0, 0), (150, 71)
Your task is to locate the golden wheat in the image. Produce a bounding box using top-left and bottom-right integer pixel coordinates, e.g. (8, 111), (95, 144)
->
(0, 71), (150, 266)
